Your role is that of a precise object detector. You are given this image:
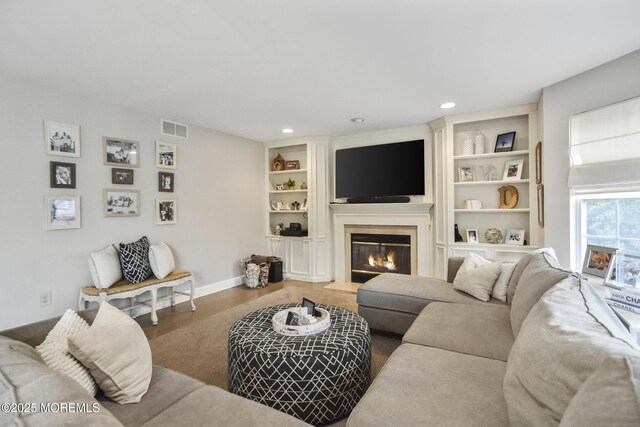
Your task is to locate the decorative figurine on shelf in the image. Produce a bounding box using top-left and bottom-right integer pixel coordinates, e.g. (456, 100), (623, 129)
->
(275, 223), (284, 235)
(454, 224), (463, 242)
(292, 201), (300, 210)
(300, 182), (307, 190)
(272, 153), (285, 171)
(485, 228), (503, 244)
(480, 165), (497, 181)
(498, 185), (519, 209)
(275, 183), (285, 191)
(286, 178), (296, 190)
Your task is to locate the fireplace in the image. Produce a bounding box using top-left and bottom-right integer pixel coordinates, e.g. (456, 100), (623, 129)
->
(351, 233), (411, 282)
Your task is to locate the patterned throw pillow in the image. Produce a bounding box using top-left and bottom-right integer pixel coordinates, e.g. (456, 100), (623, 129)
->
(119, 236), (152, 284)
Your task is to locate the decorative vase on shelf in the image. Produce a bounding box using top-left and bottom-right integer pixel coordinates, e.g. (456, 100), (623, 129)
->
(300, 182), (307, 190)
(462, 136), (474, 156)
(474, 131), (486, 154)
(454, 224), (463, 242)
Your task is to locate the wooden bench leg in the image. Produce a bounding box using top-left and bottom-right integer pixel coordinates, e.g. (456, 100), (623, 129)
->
(189, 277), (196, 311)
(170, 287), (176, 307)
(151, 288), (158, 326)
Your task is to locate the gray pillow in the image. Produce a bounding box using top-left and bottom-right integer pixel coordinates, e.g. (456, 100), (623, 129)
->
(504, 277), (638, 426)
(0, 336), (121, 426)
(510, 250), (570, 337)
(506, 248), (556, 306)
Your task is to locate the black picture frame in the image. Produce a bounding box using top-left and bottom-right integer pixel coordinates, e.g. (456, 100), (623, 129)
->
(302, 297), (321, 317)
(111, 168), (134, 185)
(285, 311), (299, 326)
(159, 172), (174, 192)
(494, 131), (516, 153)
(49, 161), (76, 188)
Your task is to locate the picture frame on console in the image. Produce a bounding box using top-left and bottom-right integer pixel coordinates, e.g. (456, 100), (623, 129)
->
(505, 229), (525, 245)
(582, 244), (617, 278)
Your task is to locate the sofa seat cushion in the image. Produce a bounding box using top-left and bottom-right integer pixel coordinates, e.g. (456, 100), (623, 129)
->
(0, 336), (122, 426)
(403, 302), (514, 362)
(347, 343), (509, 427)
(357, 273), (505, 316)
(140, 385), (310, 427)
(504, 276), (639, 426)
(99, 365), (204, 426)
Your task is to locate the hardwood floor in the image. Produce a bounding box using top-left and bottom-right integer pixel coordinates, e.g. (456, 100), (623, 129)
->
(139, 280), (334, 340)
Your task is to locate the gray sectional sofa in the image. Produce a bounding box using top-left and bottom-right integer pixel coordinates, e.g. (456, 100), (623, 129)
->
(0, 311), (308, 427)
(348, 250), (640, 426)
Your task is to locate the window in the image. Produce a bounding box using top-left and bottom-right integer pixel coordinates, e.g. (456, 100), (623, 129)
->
(575, 192), (640, 267)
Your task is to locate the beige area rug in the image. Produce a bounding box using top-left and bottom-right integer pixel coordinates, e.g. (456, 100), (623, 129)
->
(149, 287), (401, 390)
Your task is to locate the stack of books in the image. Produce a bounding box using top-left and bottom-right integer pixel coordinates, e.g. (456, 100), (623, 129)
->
(463, 199), (483, 210)
(605, 284), (640, 345)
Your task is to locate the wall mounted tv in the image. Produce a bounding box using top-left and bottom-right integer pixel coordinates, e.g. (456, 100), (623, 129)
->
(335, 139), (425, 202)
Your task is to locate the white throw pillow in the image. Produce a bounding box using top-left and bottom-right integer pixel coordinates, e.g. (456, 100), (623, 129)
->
(148, 242), (176, 279)
(88, 245), (122, 289)
(35, 309), (97, 396)
(492, 262), (517, 302)
(453, 253), (502, 302)
(68, 302), (152, 404)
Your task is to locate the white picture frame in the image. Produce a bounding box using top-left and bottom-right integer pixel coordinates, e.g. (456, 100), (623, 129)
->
(458, 166), (474, 182)
(44, 120), (80, 157)
(103, 137), (140, 167)
(104, 189), (140, 217)
(581, 244), (617, 278)
(156, 198), (177, 225)
(505, 229), (525, 245)
(466, 229), (479, 243)
(156, 140), (177, 169)
(45, 195), (81, 230)
(503, 159), (524, 181)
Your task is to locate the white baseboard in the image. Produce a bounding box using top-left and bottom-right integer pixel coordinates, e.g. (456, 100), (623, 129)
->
(132, 275), (244, 319)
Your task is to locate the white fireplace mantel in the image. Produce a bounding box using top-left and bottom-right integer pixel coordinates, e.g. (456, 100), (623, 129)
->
(331, 205), (432, 282)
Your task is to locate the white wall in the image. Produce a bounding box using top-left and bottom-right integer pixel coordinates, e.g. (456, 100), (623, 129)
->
(0, 73), (265, 329)
(540, 49), (640, 267)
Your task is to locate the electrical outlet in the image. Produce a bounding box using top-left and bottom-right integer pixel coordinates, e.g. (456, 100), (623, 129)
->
(40, 291), (51, 307)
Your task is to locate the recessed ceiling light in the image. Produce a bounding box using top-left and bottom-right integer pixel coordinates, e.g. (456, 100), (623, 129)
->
(440, 102), (456, 109)
(350, 117), (365, 123)
(281, 128), (294, 134)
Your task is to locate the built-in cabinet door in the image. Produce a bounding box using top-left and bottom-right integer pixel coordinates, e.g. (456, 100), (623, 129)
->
(289, 239), (311, 275)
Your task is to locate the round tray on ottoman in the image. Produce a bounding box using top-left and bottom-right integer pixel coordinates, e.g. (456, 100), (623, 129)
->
(228, 303), (371, 425)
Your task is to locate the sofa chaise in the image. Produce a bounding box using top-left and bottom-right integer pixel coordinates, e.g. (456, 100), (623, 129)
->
(348, 250), (640, 426)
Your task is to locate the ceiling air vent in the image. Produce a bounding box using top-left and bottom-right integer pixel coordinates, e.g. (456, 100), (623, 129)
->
(161, 120), (188, 139)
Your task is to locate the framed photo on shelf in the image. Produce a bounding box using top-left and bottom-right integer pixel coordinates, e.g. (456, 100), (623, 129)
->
(45, 195), (81, 230)
(156, 140), (177, 169)
(50, 161), (76, 189)
(537, 184), (544, 227)
(156, 199), (177, 225)
(458, 166), (474, 182)
(103, 137), (139, 167)
(535, 141), (542, 184)
(604, 255), (618, 286)
(158, 172), (174, 192)
(615, 251), (640, 288)
(494, 131), (516, 153)
(503, 159), (524, 181)
(111, 168), (134, 185)
(505, 229), (525, 245)
(104, 189), (140, 217)
(44, 120), (80, 158)
(285, 160), (300, 170)
(466, 229), (479, 243)
(581, 244), (617, 278)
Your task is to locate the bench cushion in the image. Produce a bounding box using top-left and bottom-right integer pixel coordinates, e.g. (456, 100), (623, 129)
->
(403, 302), (514, 362)
(82, 270), (192, 296)
(347, 343), (508, 427)
(357, 273), (505, 316)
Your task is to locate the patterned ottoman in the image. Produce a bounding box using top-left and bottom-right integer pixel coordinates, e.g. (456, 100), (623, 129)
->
(228, 303), (371, 425)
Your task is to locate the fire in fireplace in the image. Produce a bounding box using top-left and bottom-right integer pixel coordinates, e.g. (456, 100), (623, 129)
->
(351, 233), (411, 283)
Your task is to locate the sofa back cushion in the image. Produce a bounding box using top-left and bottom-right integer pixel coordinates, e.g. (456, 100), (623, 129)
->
(510, 251), (571, 337)
(504, 276), (638, 426)
(506, 248), (556, 305)
(0, 336), (121, 426)
(559, 355), (640, 426)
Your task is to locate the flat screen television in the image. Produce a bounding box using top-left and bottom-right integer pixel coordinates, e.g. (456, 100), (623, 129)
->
(335, 140), (425, 200)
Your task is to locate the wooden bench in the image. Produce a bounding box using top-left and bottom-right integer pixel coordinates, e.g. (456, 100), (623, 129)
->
(79, 270), (196, 325)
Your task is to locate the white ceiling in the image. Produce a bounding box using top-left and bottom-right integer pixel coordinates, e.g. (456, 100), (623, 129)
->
(1, 0), (639, 142)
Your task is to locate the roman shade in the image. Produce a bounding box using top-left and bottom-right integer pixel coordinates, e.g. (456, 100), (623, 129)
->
(568, 96), (640, 189)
